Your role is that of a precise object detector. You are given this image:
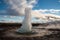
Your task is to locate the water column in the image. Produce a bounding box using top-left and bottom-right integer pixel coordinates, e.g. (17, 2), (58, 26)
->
(6, 0), (34, 33)
(17, 7), (32, 33)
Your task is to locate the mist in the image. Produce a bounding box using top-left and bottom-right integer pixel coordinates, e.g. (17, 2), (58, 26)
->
(2, 0), (36, 16)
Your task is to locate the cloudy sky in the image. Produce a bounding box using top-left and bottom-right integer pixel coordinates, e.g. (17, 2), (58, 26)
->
(0, 0), (60, 16)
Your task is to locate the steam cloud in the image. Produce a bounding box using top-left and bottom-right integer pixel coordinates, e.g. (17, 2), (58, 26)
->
(5, 0), (37, 16)
(0, 0), (60, 19)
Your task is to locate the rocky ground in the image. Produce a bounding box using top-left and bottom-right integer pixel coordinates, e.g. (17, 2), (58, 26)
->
(0, 22), (60, 40)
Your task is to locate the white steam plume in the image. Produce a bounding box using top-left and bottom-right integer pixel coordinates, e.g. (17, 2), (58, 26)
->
(7, 0), (37, 16)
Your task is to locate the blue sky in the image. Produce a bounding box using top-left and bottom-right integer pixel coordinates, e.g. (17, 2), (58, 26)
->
(0, 0), (7, 10)
(0, 0), (60, 15)
(33, 0), (60, 10)
(0, 0), (60, 10)
(0, 0), (60, 23)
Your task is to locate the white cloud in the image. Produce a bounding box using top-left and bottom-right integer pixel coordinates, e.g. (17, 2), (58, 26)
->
(31, 10), (46, 18)
(0, 0), (60, 20)
(45, 14), (60, 18)
(37, 9), (60, 14)
(31, 9), (60, 20)
(58, 0), (60, 2)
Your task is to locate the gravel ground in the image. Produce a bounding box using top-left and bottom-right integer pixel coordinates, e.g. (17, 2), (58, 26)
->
(0, 22), (60, 40)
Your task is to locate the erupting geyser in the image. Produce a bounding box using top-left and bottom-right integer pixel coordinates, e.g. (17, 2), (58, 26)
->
(17, 7), (32, 33)
(6, 0), (37, 33)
